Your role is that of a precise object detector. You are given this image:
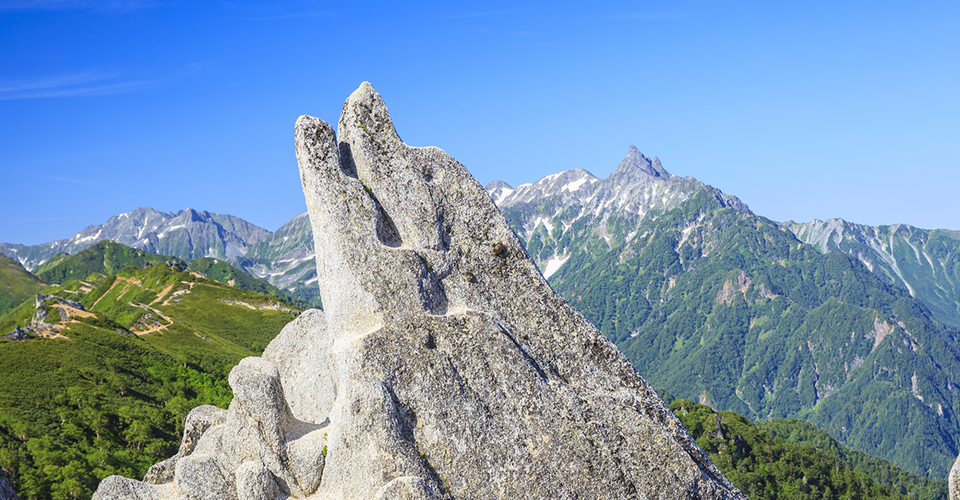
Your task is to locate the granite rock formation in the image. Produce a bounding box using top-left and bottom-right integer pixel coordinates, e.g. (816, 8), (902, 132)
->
(951, 456), (960, 500)
(92, 82), (746, 499)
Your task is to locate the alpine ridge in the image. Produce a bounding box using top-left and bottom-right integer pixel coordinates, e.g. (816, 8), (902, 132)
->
(0, 209), (321, 306)
(0, 208), (271, 270)
(486, 145), (750, 279)
(785, 218), (960, 330)
(92, 82), (746, 499)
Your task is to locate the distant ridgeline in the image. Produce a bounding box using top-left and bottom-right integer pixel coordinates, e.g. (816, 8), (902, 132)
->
(0, 209), (321, 308)
(0, 245), (304, 500)
(489, 149), (960, 480)
(784, 219), (960, 331)
(15, 240), (313, 313)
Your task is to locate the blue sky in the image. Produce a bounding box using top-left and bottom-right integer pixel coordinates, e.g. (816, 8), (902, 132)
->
(1, 1), (958, 245)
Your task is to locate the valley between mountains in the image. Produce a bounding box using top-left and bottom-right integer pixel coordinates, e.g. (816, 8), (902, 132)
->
(2, 145), (960, 499)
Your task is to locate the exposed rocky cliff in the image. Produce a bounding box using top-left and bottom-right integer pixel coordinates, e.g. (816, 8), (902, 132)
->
(92, 83), (745, 499)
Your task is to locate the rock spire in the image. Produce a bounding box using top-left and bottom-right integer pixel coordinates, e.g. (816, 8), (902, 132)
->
(93, 82), (746, 499)
(612, 145), (671, 180)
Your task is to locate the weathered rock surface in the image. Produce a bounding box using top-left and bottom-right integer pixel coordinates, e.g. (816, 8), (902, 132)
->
(35, 293), (84, 311)
(3, 326), (33, 341)
(951, 455), (960, 500)
(93, 82), (746, 499)
(0, 470), (19, 500)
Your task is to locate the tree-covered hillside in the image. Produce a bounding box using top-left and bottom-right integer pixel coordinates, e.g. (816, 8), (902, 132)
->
(0, 254), (43, 318)
(28, 240), (311, 310)
(0, 263), (301, 500)
(33, 240), (177, 284)
(671, 399), (947, 500)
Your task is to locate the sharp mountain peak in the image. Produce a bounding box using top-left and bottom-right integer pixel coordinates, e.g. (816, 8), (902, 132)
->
(613, 145), (671, 179)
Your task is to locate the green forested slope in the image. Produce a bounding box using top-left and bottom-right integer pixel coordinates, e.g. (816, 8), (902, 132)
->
(759, 418), (947, 499)
(785, 220), (960, 330)
(546, 186), (960, 477)
(33, 241), (174, 284)
(27, 240), (310, 310)
(0, 254), (43, 317)
(672, 399), (947, 500)
(0, 263), (300, 500)
(186, 257), (313, 310)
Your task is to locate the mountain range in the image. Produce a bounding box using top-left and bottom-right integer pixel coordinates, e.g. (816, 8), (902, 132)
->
(2, 146), (960, 479)
(784, 219), (960, 330)
(0, 208), (321, 307)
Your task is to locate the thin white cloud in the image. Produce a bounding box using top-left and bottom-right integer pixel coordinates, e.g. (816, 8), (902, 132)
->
(2, 216), (88, 223)
(185, 60), (219, 74)
(447, 8), (520, 19)
(0, 0), (155, 12)
(39, 175), (108, 188)
(613, 10), (703, 21)
(248, 10), (336, 20)
(0, 71), (112, 93)
(0, 72), (157, 100)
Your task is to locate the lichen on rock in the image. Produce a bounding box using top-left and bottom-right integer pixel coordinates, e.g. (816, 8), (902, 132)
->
(93, 82), (746, 500)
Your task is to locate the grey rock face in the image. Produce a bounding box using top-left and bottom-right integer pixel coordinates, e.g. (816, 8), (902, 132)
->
(95, 358), (327, 500)
(36, 293), (84, 311)
(612, 145), (671, 180)
(952, 455), (960, 500)
(0, 469), (19, 500)
(3, 326), (33, 341)
(143, 405), (229, 485)
(93, 82), (745, 499)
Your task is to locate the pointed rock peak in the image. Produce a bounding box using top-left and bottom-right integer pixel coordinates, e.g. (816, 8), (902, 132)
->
(338, 81), (400, 143)
(485, 180), (513, 191)
(126, 207), (163, 218)
(624, 144), (645, 162)
(651, 156), (669, 177)
(612, 145), (672, 179)
(485, 180), (516, 205)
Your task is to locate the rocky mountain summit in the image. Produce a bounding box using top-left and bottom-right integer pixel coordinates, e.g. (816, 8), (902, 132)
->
(486, 145), (750, 278)
(93, 83), (746, 499)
